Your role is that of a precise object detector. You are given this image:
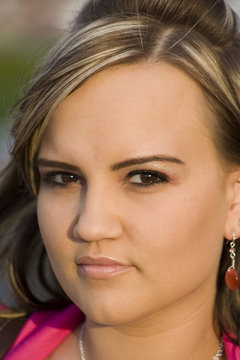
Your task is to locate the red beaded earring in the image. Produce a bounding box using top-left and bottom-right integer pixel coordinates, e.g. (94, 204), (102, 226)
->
(225, 233), (240, 291)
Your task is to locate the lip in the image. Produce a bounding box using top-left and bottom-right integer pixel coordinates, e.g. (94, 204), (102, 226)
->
(77, 256), (134, 279)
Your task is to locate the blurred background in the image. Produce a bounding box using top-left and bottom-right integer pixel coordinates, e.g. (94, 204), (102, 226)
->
(0, 0), (239, 168)
(0, 0), (86, 167)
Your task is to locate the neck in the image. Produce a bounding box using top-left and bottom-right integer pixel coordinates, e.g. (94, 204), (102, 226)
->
(82, 292), (221, 360)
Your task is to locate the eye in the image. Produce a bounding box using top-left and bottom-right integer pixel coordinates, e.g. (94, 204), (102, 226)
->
(127, 170), (169, 187)
(42, 171), (83, 187)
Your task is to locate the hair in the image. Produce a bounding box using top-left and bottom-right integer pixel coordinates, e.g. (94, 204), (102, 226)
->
(0, 0), (240, 342)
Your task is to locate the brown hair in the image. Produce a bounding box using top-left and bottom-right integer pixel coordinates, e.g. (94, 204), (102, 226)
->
(0, 0), (240, 342)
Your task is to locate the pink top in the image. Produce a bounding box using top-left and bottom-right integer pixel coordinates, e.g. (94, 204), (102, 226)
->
(3, 305), (240, 359)
(3, 305), (84, 360)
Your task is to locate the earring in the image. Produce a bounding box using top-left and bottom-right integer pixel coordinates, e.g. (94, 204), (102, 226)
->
(225, 233), (240, 290)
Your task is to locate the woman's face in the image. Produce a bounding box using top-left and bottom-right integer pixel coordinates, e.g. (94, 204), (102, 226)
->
(37, 62), (230, 326)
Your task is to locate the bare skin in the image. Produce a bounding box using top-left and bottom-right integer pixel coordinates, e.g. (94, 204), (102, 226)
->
(38, 62), (240, 359)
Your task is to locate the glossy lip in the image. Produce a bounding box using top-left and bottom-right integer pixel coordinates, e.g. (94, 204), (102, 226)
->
(76, 256), (134, 279)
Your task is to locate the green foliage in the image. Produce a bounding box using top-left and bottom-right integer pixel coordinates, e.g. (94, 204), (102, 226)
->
(0, 50), (32, 124)
(0, 36), (55, 125)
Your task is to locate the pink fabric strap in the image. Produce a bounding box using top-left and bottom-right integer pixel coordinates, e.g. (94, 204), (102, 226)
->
(4, 304), (84, 360)
(223, 332), (240, 360)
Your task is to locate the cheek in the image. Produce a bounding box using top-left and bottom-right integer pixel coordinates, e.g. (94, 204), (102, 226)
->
(37, 187), (79, 235)
(125, 176), (226, 283)
(37, 191), (76, 270)
(37, 192), (82, 302)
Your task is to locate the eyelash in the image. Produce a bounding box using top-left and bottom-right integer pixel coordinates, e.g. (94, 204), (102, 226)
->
(126, 170), (169, 187)
(42, 171), (83, 188)
(41, 170), (170, 188)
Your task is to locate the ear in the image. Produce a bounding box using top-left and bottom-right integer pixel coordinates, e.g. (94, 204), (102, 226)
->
(224, 169), (240, 240)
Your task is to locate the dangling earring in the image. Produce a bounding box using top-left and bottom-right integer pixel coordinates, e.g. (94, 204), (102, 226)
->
(225, 233), (240, 290)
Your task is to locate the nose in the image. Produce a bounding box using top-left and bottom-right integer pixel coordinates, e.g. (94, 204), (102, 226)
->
(72, 186), (123, 242)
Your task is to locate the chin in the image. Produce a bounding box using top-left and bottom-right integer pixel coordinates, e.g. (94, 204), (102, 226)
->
(72, 293), (149, 326)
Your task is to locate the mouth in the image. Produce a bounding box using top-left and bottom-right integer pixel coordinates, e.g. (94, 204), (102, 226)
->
(76, 256), (134, 279)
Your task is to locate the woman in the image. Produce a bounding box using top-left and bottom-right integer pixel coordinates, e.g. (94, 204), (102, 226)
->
(0, 0), (240, 359)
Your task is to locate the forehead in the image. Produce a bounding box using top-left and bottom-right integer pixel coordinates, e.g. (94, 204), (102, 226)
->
(39, 62), (218, 167)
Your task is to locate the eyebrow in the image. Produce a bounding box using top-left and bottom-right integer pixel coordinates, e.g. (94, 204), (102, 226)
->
(36, 159), (81, 173)
(37, 155), (185, 173)
(110, 155), (185, 170)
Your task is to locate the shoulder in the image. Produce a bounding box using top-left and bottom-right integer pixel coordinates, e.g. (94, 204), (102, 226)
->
(223, 332), (240, 360)
(2, 305), (84, 360)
